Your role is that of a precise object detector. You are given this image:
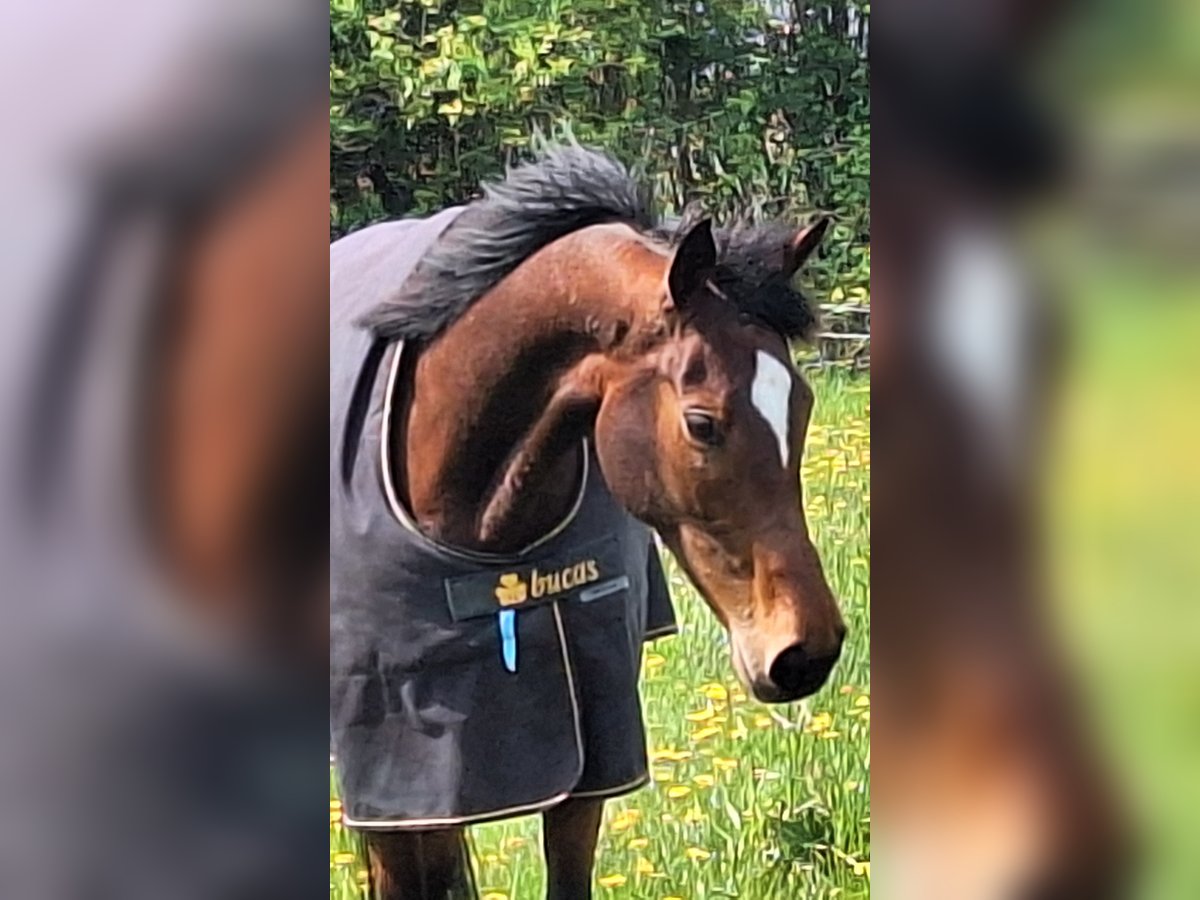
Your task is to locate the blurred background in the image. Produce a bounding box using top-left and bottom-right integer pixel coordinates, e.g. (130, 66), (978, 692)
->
(1048, 1), (1200, 898)
(0, 1), (329, 896)
(873, 0), (1200, 897)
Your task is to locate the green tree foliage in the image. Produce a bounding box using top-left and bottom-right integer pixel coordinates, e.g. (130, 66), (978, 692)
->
(330, 0), (869, 299)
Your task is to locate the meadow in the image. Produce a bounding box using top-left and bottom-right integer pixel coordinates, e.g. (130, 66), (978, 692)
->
(331, 370), (871, 899)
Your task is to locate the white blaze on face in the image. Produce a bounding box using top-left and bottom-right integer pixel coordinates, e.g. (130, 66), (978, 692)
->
(751, 350), (793, 468)
(927, 222), (1032, 480)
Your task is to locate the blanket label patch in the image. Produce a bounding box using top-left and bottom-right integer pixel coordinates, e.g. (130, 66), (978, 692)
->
(444, 536), (626, 621)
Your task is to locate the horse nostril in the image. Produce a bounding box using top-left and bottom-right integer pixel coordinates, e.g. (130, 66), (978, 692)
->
(769, 645), (811, 696)
(1016, 858), (1131, 900)
(767, 644), (838, 700)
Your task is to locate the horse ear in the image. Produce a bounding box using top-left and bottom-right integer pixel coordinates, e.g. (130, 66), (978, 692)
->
(666, 218), (717, 310)
(783, 216), (831, 277)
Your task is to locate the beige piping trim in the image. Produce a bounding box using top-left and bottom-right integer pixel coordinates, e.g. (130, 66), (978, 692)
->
(379, 342), (589, 563)
(341, 791), (571, 830)
(344, 772), (651, 828)
(570, 773), (650, 800)
(552, 600), (587, 783)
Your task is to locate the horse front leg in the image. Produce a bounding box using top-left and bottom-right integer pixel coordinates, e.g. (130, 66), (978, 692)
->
(543, 797), (605, 900)
(365, 828), (476, 899)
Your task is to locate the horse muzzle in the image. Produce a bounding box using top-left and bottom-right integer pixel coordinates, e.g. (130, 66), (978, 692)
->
(732, 627), (845, 704)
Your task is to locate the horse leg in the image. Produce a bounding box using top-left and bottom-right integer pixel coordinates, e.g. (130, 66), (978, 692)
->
(543, 797), (605, 900)
(365, 828), (476, 900)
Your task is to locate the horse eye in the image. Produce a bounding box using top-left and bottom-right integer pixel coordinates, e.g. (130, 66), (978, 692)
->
(684, 411), (723, 447)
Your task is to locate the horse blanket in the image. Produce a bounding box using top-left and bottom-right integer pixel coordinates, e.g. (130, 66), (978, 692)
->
(330, 208), (677, 828)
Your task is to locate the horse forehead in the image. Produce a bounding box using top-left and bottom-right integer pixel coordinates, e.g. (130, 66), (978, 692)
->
(682, 326), (782, 392)
(669, 330), (740, 393)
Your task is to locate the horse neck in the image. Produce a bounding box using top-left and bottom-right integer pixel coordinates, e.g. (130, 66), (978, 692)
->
(398, 224), (664, 552)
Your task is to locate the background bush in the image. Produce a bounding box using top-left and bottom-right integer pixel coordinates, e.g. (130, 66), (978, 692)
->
(330, 0), (869, 302)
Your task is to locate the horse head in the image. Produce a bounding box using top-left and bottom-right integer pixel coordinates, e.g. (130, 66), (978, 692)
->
(587, 216), (845, 702)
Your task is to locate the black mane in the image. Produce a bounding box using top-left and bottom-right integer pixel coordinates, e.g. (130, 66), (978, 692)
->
(361, 142), (817, 343)
(360, 142), (654, 340)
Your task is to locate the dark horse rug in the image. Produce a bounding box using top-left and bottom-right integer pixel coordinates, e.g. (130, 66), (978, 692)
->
(330, 207), (676, 828)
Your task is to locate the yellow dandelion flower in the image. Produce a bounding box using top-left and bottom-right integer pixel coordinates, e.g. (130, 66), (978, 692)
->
(853, 860), (870, 877)
(650, 748), (692, 763)
(701, 683), (728, 702)
(690, 725), (722, 741)
(332, 852), (357, 866)
(666, 785), (692, 799)
(855, 694), (870, 707)
(686, 847), (712, 862)
(636, 857), (656, 875)
(820, 730), (842, 739)
(644, 654), (666, 670)
(693, 774), (716, 788)
(685, 705), (716, 723)
(713, 757), (738, 771)
(483, 853), (500, 864)
(628, 837), (649, 850)
(598, 874), (627, 888)
(329, 799), (343, 812)
(807, 711), (834, 733)
(754, 714), (773, 729)
(330, 810), (343, 824)
(608, 810), (640, 833)
(356, 869), (369, 883)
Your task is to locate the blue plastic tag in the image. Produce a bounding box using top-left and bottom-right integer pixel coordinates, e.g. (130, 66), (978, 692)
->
(498, 609), (517, 673)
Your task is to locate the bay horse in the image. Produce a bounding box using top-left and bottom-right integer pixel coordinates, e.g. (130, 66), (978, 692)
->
(330, 143), (845, 898)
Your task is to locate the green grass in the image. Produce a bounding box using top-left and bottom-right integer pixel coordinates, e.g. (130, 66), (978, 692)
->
(331, 371), (871, 899)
